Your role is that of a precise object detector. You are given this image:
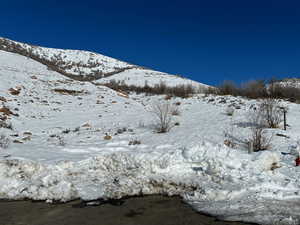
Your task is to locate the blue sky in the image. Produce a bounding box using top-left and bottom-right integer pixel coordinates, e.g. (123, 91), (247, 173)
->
(1, 0), (300, 85)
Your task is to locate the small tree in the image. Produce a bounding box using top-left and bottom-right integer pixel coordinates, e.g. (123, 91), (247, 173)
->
(151, 102), (175, 133)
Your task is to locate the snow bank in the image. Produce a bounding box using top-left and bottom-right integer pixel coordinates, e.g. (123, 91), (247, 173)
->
(1, 142), (300, 225)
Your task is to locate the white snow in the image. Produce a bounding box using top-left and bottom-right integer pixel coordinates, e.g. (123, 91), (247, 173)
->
(95, 67), (208, 89)
(0, 45), (300, 225)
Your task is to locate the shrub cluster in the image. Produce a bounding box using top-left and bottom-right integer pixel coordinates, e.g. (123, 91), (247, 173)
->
(103, 80), (197, 98)
(206, 79), (300, 102)
(246, 98), (283, 152)
(268, 83), (300, 102)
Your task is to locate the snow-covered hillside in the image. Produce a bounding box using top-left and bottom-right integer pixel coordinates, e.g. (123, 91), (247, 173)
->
(0, 37), (208, 89)
(277, 78), (300, 88)
(1, 40), (300, 225)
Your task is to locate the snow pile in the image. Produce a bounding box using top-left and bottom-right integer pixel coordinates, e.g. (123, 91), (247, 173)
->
(1, 142), (300, 224)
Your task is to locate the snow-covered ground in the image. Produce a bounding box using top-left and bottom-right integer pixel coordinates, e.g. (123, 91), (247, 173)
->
(1, 47), (300, 225)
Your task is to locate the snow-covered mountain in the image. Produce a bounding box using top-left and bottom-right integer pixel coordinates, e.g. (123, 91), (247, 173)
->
(0, 37), (207, 88)
(1, 38), (300, 225)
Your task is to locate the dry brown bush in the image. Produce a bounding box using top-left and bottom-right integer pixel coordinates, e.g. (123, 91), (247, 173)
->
(218, 80), (240, 96)
(246, 105), (274, 152)
(151, 102), (175, 133)
(205, 78), (300, 103)
(102, 80), (196, 98)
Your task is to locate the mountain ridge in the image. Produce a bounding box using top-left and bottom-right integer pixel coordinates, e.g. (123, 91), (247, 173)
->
(0, 37), (207, 88)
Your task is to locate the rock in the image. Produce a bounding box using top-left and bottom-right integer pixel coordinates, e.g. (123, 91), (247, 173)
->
(82, 123), (92, 128)
(8, 87), (21, 96)
(0, 106), (14, 116)
(0, 96), (7, 102)
(129, 140), (141, 145)
(22, 136), (31, 141)
(104, 135), (112, 140)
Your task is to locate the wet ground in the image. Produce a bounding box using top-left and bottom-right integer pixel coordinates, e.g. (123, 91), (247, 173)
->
(0, 195), (254, 225)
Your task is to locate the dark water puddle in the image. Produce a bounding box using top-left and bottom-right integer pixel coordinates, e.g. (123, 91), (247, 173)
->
(0, 195), (254, 225)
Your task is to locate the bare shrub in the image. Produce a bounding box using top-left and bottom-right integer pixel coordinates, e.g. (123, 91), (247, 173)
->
(218, 80), (239, 96)
(223, 122), (238, 148)
(223, 110), (272, 152)
(153, 81), (167, 95)
(171, 84), (195, 98)
(102, 80), (196, 98)
(246, 107), (273, 152)
(259, 98), (284, 128)
(151, 102), (175, 133)
(241, 80), (267, 99)
(269, 81), (300, 102)
(171, 106), (180, 116)
(247, 127), (272, 152)
(204, 86), (219, 95)
(0, 134), (10, 149)
(209, 77), (300, 103)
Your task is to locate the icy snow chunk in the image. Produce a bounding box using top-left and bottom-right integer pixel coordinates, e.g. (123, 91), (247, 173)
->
(182, 142), (246, 170)
(252, 151), (281, 172)
(288, 144), (300, 157)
